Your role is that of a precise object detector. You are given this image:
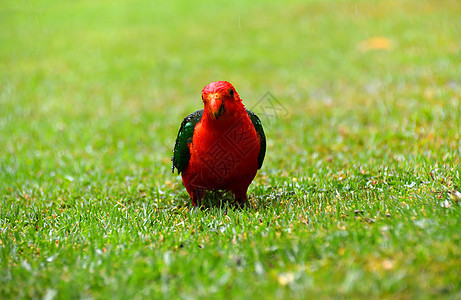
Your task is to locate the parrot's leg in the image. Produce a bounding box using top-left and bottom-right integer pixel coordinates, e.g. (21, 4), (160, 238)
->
(191, 188), (205, 207)
(233, 191), (248, 208)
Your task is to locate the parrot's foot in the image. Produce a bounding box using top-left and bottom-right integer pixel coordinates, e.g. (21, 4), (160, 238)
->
(190, 189), (205, 208)
(234, 193), (248, 209)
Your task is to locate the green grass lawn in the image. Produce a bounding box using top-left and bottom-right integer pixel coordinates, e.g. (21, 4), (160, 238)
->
(1, 0), (460, 298)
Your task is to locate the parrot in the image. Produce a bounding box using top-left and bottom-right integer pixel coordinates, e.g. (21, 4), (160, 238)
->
(172, 81), (266, 207)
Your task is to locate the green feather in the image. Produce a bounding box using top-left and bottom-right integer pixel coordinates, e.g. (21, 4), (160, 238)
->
(171, 109), (203, 174)
(246, 109), (266, 169)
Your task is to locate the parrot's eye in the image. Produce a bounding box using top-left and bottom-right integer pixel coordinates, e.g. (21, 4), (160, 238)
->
(229, 88), (234, 97)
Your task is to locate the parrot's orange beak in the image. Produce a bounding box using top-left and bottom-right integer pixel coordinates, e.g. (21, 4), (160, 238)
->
(208, 94), (225, 119)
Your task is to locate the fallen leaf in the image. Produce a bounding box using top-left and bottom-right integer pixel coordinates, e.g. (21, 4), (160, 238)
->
(358, 37), (394, 52)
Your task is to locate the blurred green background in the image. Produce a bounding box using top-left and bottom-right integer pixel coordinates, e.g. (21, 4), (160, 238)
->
(1, 0), (460, 180)
(1, 0), (460, 298)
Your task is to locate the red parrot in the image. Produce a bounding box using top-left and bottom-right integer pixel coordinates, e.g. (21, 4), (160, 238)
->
(172, 81), (266, 207)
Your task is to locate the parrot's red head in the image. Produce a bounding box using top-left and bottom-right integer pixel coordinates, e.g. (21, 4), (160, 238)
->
(202, 81), (242, 120)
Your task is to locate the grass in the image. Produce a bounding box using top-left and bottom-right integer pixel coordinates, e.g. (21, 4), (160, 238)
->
(1, 0), (460, 298)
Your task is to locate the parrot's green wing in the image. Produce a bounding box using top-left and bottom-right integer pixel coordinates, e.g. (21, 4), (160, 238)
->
(246, 109), (266, 169)
(172, 109), (203, 174)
